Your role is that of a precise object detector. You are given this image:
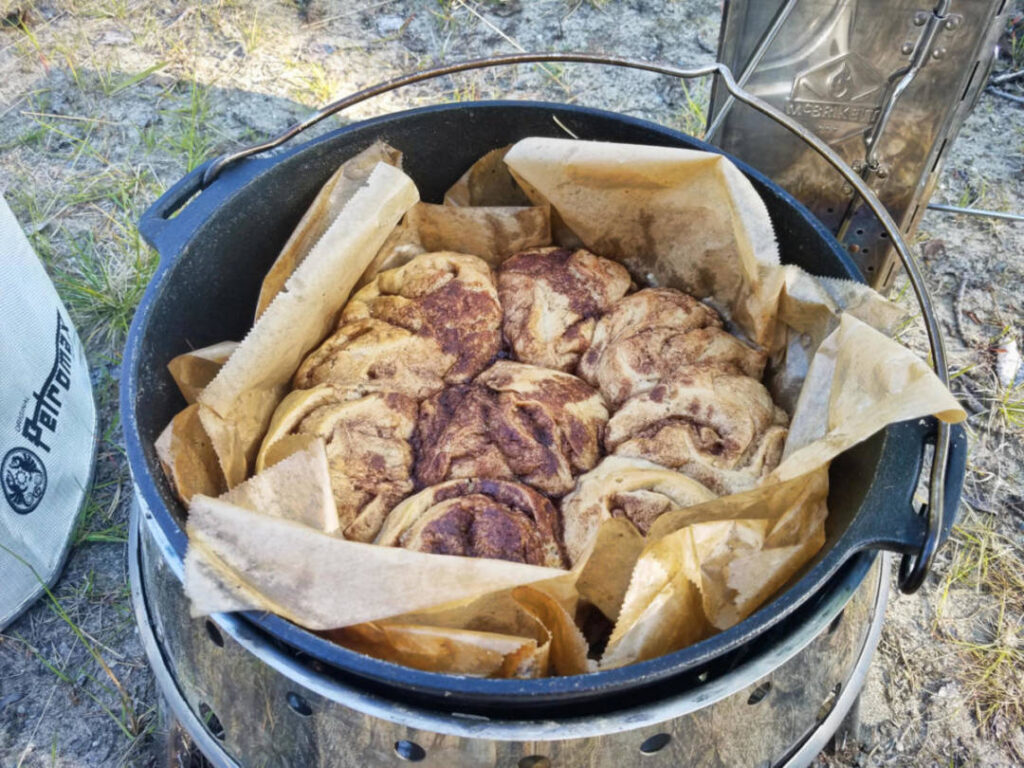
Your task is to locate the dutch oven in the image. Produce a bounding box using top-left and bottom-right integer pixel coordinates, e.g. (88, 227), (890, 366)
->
(122, 62), (967, 717)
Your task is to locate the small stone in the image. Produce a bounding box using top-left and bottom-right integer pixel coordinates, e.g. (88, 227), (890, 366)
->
(94, 28), (132, 46)
(375, 15), (404, 36)
(995, 338), (1021, 389)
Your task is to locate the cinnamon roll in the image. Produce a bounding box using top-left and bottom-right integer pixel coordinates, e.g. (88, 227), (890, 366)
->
(415, 361), (608, 496)
(376, 478), (567, 568)
(561, 456), (716, 564)
(498, 247), (631, 372)
(605, 367), (787, 495)
(579, 288), (765, 407)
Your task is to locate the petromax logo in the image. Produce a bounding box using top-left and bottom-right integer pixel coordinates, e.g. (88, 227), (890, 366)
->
(4, 310), (71, 515)
(2, 447), (47, 515)
(21, 310), (73, 454)
(786, 52), (887, 143)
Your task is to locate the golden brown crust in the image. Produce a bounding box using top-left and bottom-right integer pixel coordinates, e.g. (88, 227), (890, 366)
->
(344, 251), (502, 382)
(414, 361), (608, 496)
(292, 318), (449, 400)
(605, 367), (788, 495)
(274, 246), (791, 576)
(560, 456), (716, 564)
(498, 247), (631, 371)
(579, 287), (766, 407)
(294, 392), (418, 542)
(376, 478), (567, 568)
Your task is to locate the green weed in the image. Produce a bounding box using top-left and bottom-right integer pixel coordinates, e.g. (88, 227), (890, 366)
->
(288, 61), (334, 105)
(54, 230), (157, 347)
(241, 9), (264, 53)
(107, 61), (168, 97)
(161, 80), (215, 172)
(677, 77), (709, 138)
(73, 480), (127, 546)
(994, 383), (1024, 431)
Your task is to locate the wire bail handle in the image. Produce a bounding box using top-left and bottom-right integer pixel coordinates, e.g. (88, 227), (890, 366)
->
(203, 53), (952, 594)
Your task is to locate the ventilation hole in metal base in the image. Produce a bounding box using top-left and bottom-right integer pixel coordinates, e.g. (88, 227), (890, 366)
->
(286, 692), (312, 717)
(394, 740), (426, 762)
(519, 757), (551, 768)
(856, 228), (864, 235)
(204, 620), (224, 647)
(198, 703), (225, 740)
(747, 681), (772, 705)
(640, 733), (672, 754)
(827, 609), (845, 635)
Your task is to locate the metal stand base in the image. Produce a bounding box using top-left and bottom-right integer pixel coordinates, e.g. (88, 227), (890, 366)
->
(130, 500), (889, 768)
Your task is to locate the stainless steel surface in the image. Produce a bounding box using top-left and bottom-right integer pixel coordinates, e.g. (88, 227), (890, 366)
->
(777, 551), (888, 767)
(711, 0), (1009, 290)
(129, 500), (240, 768)
(704, 0), (800, 141)
(195, 51), (953, 592)
(927, 201), (1024, 221)
(860, 0), (950, 175)
(130, 499), (890, 767)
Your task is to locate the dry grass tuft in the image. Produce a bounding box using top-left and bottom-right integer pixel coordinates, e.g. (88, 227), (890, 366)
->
(937, 502), (1024, 737)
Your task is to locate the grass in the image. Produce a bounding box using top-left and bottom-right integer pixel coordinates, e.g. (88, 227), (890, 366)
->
(73, 480), (128, 546)
(287, 60), (334, 105)
(1006, 15), (1023, 71)
(74, 0), (135, 21)
(0, 544), (148, 743)
(241, 9), (265, 54)
(945, 168), (1013, 233)
(444, 0), (574, 96)
(13, 17), (47, 65)
(446, 75), (480, 102)
(104, 60), (168, 97)
(676, 77), (709, 138)
(994, 383), (1024, 431)
(53, 229), (157, 346)
(161, 80), (216, 172)
(937, 506), (1024, 734)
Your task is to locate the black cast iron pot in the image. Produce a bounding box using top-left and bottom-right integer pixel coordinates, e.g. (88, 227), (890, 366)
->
(122, 102), (966, 717)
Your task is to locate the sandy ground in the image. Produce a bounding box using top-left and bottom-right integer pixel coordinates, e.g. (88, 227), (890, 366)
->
(0, 1), (1021, 766)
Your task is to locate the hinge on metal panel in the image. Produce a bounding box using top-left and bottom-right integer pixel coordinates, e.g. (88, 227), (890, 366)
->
(836, 1), (957, 245)
(856, 2), (957, 184)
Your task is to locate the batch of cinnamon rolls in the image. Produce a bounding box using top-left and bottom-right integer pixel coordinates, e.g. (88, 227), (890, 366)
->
(257, 245), (789, 571)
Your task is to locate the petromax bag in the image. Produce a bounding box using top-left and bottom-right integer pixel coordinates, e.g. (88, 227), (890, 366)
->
(0, 195), (96, 629)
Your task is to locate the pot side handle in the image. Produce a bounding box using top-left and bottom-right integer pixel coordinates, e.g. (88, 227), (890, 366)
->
(137, 162), (210, 258)
(139, 155), (271, 264)
(842, 417), (967, 589)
